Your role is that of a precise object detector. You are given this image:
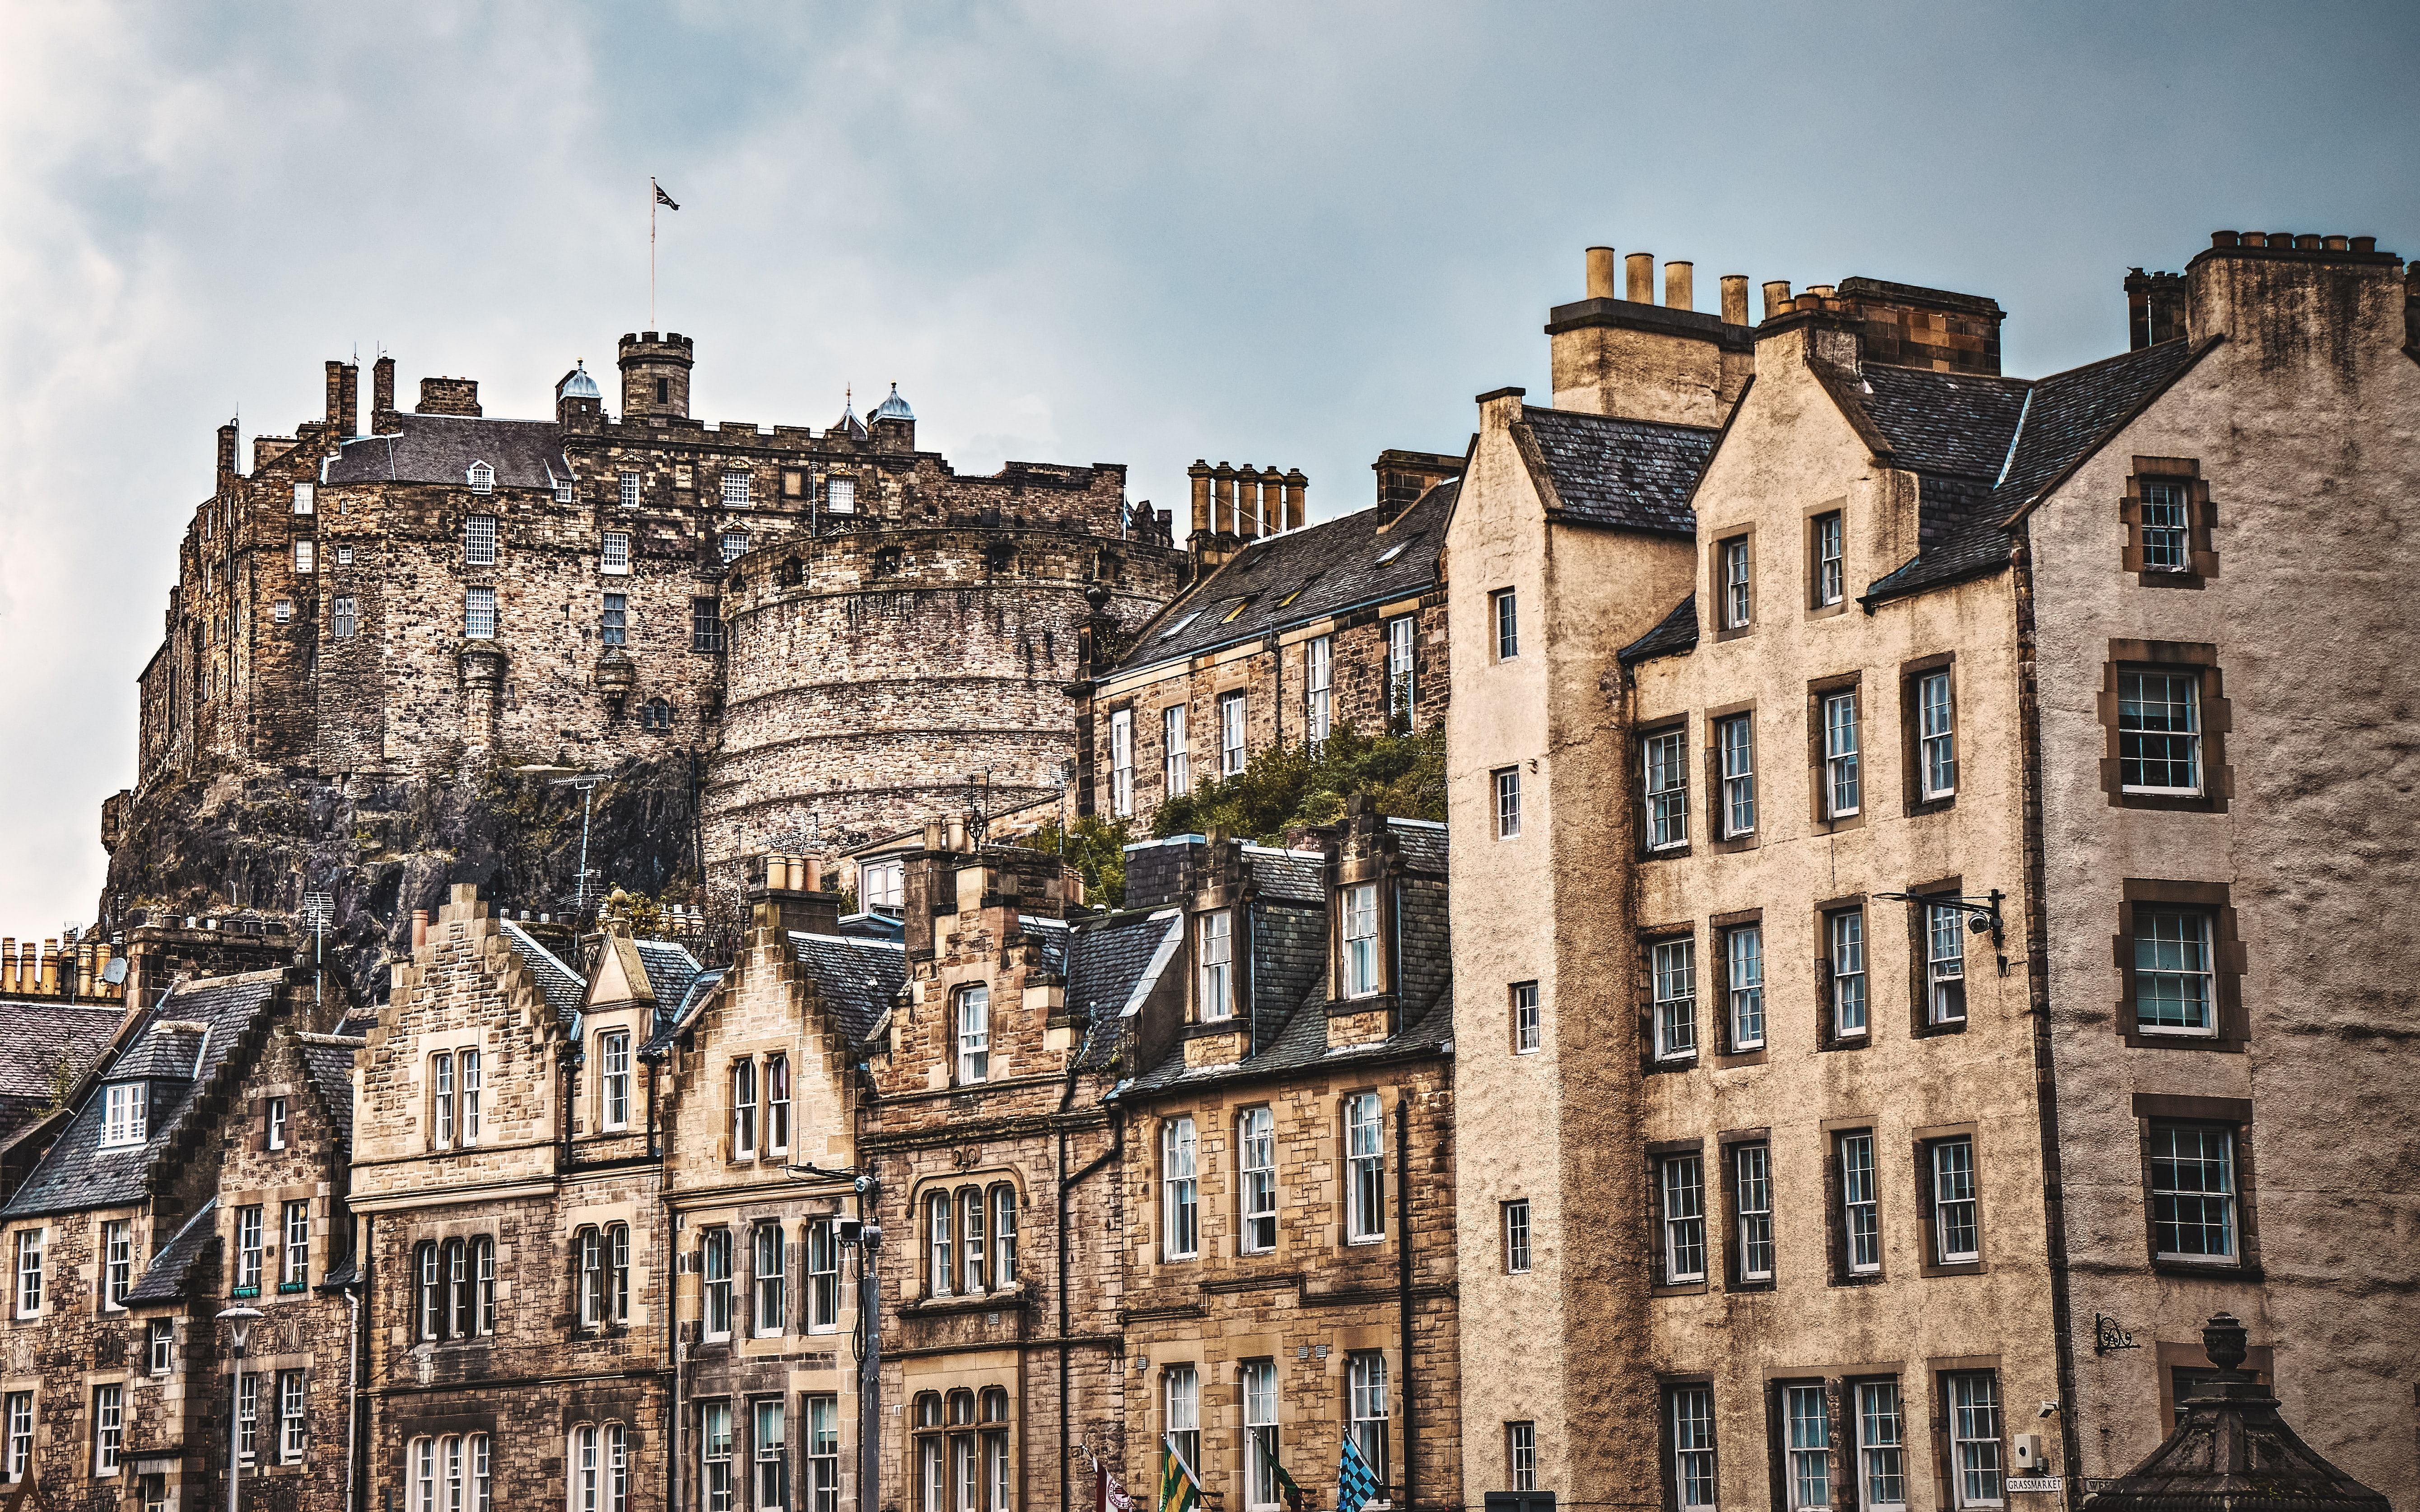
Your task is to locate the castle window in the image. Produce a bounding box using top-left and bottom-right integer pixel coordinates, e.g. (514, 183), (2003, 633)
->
(599, 1029), (631, 1129)
(294, 539), (315, 574)
(956, 984), (990, 1084)
(467, 463), (494, 493)
(336, 545), (353, 566)
(465, 588), (496, 639)
(638, 698), (674, 731)
(102, 1083), (146, 1147)
(618, 472), (641, 509)
(554, 479), (574, 505)
(1345, 1094), (1385, 1242)
(601, 594), (627, 647)
(602, 532), (631, 575)
(462, 515), (497, 567)
(691, 599), (724, 654)
(781, 556), (806, 586)
(1109, 710), (1135, 818)
(721, 470), (751, 508)
(293, 482), (314, 515)
(720, 530), (749, 564)
(872, 548), (899, 577)
(825, 478), (855, 514)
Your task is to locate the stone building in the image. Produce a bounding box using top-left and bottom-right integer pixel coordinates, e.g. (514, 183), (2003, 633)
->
(1447, 234), (2420, 1507)
(1077, 454), (1458, 833)
(0, 968), (359, 1512)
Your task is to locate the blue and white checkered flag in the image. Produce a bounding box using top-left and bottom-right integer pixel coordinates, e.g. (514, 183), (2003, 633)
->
(1337, 1433), (1381, 1512)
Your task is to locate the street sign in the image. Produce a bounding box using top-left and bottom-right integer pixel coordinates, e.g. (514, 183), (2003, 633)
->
(2007, 1477), (2065, 1493)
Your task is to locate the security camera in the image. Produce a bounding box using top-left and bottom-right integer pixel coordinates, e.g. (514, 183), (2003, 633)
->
(2037, 1400), (2059, 1419)
(1968, 913), (1994, 935)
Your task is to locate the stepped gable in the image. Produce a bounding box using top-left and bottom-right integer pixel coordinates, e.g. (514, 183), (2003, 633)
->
(787, 932), (908, 1047)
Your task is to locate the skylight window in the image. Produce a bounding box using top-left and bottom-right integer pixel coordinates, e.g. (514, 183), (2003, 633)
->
(1159, 610), (1202, 640)
(1376, 541), (1409, 565)
(1221, 599), (1253, 623)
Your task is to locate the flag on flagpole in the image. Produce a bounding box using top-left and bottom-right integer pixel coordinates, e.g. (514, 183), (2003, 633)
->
(1260, 1436), (1309, 1510)
(653, 180), (680, 211)
(1337, 1433), (1382, 1512)
(1158, 1434), (1203, 1512)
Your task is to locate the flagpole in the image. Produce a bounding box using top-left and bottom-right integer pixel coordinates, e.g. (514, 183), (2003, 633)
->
(649, 177), (657, 330)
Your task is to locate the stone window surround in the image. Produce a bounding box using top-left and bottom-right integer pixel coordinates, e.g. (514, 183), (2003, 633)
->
(1656, 1377), (1721, 1512)
(1805, 672), (1865, 834)
(1636, 923), (1698, 1076)
(1902, 873), (1968, 1041)
(1711, 525), (1756, 639)
(1814, 893), (1872, 1054)
(1916, 1357), (2006, 1509)
(1803, 497), (1849, 620)
(1644, 1138), (1708, 1297)
(906, 1177), (1022, 1307)
(2120, 456), (2219, 588)
(1820, 1117), (1885, 1288)
(1702, 701), (1759, 854)
(2112, 879), (2247, 1052)
(1716, 1127), (1774, 1293)
(1706, 908), (1767, 1066)
(1909, 1121), (1985, 1278)
(1898, 652), (1958, 818)
(2099, 640), (2233, 814)
(1635, 714), (1693, 861)
(2132, 1093), (2261, 1279)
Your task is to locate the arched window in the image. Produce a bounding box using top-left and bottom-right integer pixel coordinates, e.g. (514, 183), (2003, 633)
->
(913, 1396), (943, 1512)
(606, 1425), (628, 1512)
(472, 1236), (496, 1334)
(989, 1185), (1017, 1285)
(414, 1242), (439, 1342)
(955, 985), (989, 1084)
(979, 1390), (1010, 1512)
(927, 1191), (953, 1298)
(639, 698), (674, 731)
(947, 1392), (979, 1512)
(701, 1228), (733, 1340)
(411, 1434), (489, 1512)
(958, 1188), (986, 1295)
(752, 1222), (785, 1336)
(766, 1055), (791, 1154)
(572, 1425), (600, 1512)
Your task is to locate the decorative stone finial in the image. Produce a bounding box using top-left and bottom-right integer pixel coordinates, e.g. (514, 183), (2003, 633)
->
(2201, 1312), (2247, 1375)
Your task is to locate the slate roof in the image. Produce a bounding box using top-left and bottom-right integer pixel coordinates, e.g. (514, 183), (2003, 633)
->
(839, 912), (905, 942)
(1114, 483), (1452, 676)
(2, 973), (280, 1219)
(1992, 337), (2214, 513)
(327, 415), (574, 491)
(1019, 916), (1069, 978)
(501, 921), (588, 1024)
(634, 940), (706, 1038)
(1243, 846), (1326, 903)
(790, 934), (908, 1047)
(0, 1000), (126, 1147)
(1063, 909), (1184, 1070)
(115, 1025), (206, 1080)
(1618, 594), (1700, 667)
(1515, 408), (1718, 535)
(297, 1037), (362, 1143)
(125, 1198), (218, 1305)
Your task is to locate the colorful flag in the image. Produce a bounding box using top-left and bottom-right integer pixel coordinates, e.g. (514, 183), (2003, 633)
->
(1159, 1434), (1203, 1512)
(1337, 1432), (1382, 1512)
(1261, 1436), (1308, 1509)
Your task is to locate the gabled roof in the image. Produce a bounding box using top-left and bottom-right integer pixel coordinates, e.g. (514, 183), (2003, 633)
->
(1242, 846), (1325, 903)
(2, 973), (281, 1219)
(113, 1024), (206, 1080)
(1618, 594), (1700, 667)
(1063, 909), (1184, 1070)
(1514, 408), (1717, 535)
(1113, 483), (1453, 677)
(0, 1000), (124, 1103)
(297, 1036), (363, 1143)
(634, 940), (706, 1031)
(500, 921), (588, 1024)
(125, 1198), (218, 1306)
(1993, 337), (2215, 515)
(328, 415), (573, 491)
(1851, 365), (2031, 478)
(789, 933), (907, 1047)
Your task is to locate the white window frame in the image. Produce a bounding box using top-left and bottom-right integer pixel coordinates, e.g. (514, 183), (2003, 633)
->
(1305, 635), (1332, 747)
(12, 1231), (41, 1319)
(1241, 1359), (1280, 1512)
(265, 1096), (288, 1150)
(278, 1369), (307, 1463)
(1342, 883), (1380, 999)
(766, 1054), (790, 1154)
(601, 532), (631, 575)
(1347, 1352), (1389, 1488)
(618, 472), (641, 509)
(1841, 1131), (1881, 1275)
(336, 544), (353, 566)
(467, 463), (494, 493)
(101, 1220), (133, 1310)
(2140, 480), (2190, 572)
(1492, 587), (1519, 660)
(753, 1399), (787, 1512)
(2134, 908), (2216, 1035)
(1660, 1154), (1706, 1283)
(1502, 1199), (1531, 1274)
(1669, 1386), (1716, 1512)
(731, 1060), (757, 1158)
(1823, 690), (1860, 817)
(1918, 670), (1957, 798)
(805, 1220), (839, 1333)
(926, 1191), (952, 1299)
(1507, 1421), (1538, 1493)
(860, 859), (905, 912)
(238, 1372), (257, 1463)
(1786, 1383), (1832, 1511)
(1932, 1136), (1980, 1263)
(1830, 908), (1868, 1039)
(1345, 1093), (1385, 1243)
(237, 1205), (263, 1292)
(806, 1396), (839, 1512)
(599, 1030), (632, 1131)
(751, 1222), (785, 1337)
(1857, 1380), (1908, 1512)
(1725, 924), (1764, 1051)
(824, 477), (856, 515)
(1651, 937), (1696, 1061)
(1164, 1366), (1200, 1482)
(1493, 767), (1521, 839)
(1238, 1108), (1276, 1254)
(1815, 511), (1843, 606)
(93, 1383), (123, 1476)
(332, 595), (358, 639)
(1385, 616), (1416, 728)
(2117, 670), (2203, 795)
(463, 515), (498, 567)
(1718, 713), (1755, 837)
(1927, 905), (1968, 1025)
(1109, 710), (1135, 818)
(1511, 981), (1540, 1054)
(1721, 536), (1752, 628)
(601, 593), (627, 648)
(464, 587), (497, 640)
(1218, 690), (1247, 776)
(1949, 1372), (2005, 1508)
(722, 471), (752, 509)
(1644, 730), (1688, 850)
(701, 1230), (733, 1340)
(1196, 909), (1234, 1023)
(720, 530), (749, 564)
(273, 599), (293, 625)
(294, 539), (315, 574)
(102, 1083), (146, 1147)
(1161, 1118), (1198, 1261)
(701, 1401), (733, 1512)
(6, 1390), (32, 1482)
(2149, 1122), (2238, 1263)
(281, 1200), (309, 1288)
(1161, 705), (1189, 796)
(1736, 1143), (1774, 1282)
(956, 984), (990, 1084)
(293, 482), (314, 515)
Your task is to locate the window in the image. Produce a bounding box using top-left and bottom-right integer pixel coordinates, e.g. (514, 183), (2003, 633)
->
(1725, 925), (1764, 1051)
(1829, 908), (1868, 1040)
(1345, 1093), (1385, 1243)
(2118, 670), (2201, 794)
(732, 1060), (758, 1156)
(991, 1185), (1017, 1284)
(1839, 1131), (1880, 1275)
(607, 1424), (628, 1512)
(1643, 729), (1688, 850)
(281, 1200), (310, 1289)
(93, 1384), (123, 1476)
(101, 1219), (133, 1309)
(1926, 905), (1968, 1026)
(293, 482), (315, 515)
(273, 599), (294, 624)
(278, 1369), (307, 1463)
(333, 595), (357, 638)
(600, 1030), (632, 1130)
(237, 1205), (264, 1293)
(723, 471), (753, 509)
(2140, 479), (2190, 572)
(1162, 705), (1189, 796)
(474, 1235), (496, 1333)
(1239, 1109), (1277, 1254)
(1917, 670), (1956, 799)
(1659, 1153), (1707, 1284)
(958, 1189), (988, 1295)
(1218, 690), (1247, 776)
(610, 1224), (631, 1324)
(1651, 937), (1697, 1061)
(602, 532), (631, 574)
(415, 1241), (439, 1340)
(1931, 1137), (1981, 1263)
(1668, 1386), (1716, 1511)
(692, 598), (725, 654)
(1814, 511), (1843, 607)
(11, 1231), (37, 1318)
(927, 1191), (953, 1296)
(956, 984), (990, 1083)
(806, 1396), (839, 1512)
(1342, 883), (1380, 998)
(1856, 1381), (1907, 1512)
(754, 1400), (788, 1512)
(753, 1222), (785, 1335)
(1162, 1118), (1198, 1260)
(1305, 635), (1332, 747)
(463, 515), (497, 567)
(578, 1228), (606, 1328)
(1718, 713), (1755, 837)
(1823, 690), (1860, 817)
(1506, 1421), (1538, 1493)
(1785, 1383), (1830, 1510)
(1502, 1199), (1531, 1274)
(721, 530), (749, 564)
(1948, 1372), (2005, 1507)
(1492, 587), (1519, 660)
(432, 1051), (456, 1148)
(619, 472), (641, 508)
(766, 1054), (790, 1152)
(701, 1402), (734, 1512)
(1109, 709), (1135, 818)
(825, 478), (856, 514)
(2150, 1122), (2238, 1263)
(1165, 1367), (1200, 1479)
(1493, 767), (1521, 839)
(980, 1389), (1009, 1512)
(1240, 1359), (1280, 1510)
(1385, 617), (1416, 729)
(238, 1372), (257, 1463)
(601, 594), (627, 647)
(6, 1391), (31, 1482)
(464, 586), (497, 639)
(460, 1051), (481, 1145)
(806, 1219), (839, 1331)
(860, 859), (905, 912)
(467, 463), (494, 493)
(1196, 912), (1233, 1022)
(1721, 1141), (1775, 1289)
(702, 1229), (733, 1339)
(149, 1319), (173, 1375)
(1348, 1352), (1390, 1489)
(295, 539), (315, 573)
(1511, 982), (1540, 1054)
(336, 544), (354, 565)
(1720, 535), (1752, 628)
(2135, 908), (2216, 1034)
(103, 1083), (147, 1146)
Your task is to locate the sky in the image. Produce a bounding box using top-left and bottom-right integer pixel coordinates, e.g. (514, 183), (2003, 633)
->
(2, 0), (2415, 928)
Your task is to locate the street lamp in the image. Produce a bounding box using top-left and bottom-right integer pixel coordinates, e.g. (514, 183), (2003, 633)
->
(217, 1305), (265, 1512)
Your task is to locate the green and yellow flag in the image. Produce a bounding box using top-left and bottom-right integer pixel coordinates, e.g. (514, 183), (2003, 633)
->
(1158, 1434), (1204, 1512)
(1262, 1436), (1308, 1510)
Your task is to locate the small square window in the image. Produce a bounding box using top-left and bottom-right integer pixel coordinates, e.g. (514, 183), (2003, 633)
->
(272, 600), (293, 624)
(335, 544), (354, 567)
(2119, 670), (2201, 794)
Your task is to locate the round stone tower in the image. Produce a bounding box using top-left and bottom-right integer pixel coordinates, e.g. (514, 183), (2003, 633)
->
(618, 331), (695, 419)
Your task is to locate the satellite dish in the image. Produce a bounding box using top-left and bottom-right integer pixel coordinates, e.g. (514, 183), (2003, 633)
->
(103, 958), (129, 986)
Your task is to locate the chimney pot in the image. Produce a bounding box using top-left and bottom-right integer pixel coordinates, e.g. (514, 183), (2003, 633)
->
(1662, 261), (1693, 310)
(2211, 231), (2240, 248)
(2296, 234), (2322, 251)
(2323, 235), (2348, 252)
(1585, 246), (1617, 300)
(1719, 274), (1750, 326)
(411, 909), (429, 949)
(1624, 253), (1655, 303)
(2350, 236), (2376, 254)
(1762, 281), (1793, 319)
(1283, 469), (1307, 530)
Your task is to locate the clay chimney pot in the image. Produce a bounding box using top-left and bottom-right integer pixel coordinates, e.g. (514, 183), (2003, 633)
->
(1662, 261), (1693, 310)
(1585, 246), (1616, 300)
(1624, 252), (1654, 303)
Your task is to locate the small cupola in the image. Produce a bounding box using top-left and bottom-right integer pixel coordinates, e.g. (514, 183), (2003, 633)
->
(869, 382), (914, 423)
(868, 382), (915, 452)
(557, 360), (605, 429)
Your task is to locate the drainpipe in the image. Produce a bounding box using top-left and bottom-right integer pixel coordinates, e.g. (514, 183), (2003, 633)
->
(344, 1226), (366, 1512)
(1394, 1095), (1417, 1509)
(1057, 1066), (1124, 1512)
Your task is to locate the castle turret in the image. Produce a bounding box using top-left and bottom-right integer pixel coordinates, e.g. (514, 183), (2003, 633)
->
(619, 331), (694, 420)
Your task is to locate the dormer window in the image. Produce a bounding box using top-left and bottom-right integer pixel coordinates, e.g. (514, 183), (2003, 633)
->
(467, 463), (494, 494)
(1342, 884), (1381, 998)
(1197, 911), (1234, 1022)
(955, 985), (990, 1084)
(101, 1083), (147, 1147)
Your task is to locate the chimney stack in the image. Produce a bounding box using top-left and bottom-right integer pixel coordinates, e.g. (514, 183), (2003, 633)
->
(1283, 469), (1307, 531)
(1763, 281), (1794, 319)
(1663, 261), (1693, 310)
(1720, 274), (1751, 326)
(1188, 461), (1212, 539)
(324, 360), (358, 437)
(1213, 463), (1237, 536)
(372, 356), (398, 432)
(1585, 246), (1617, 300)
(2125, 268), (2188, 350)
(416, 377), (482, 417)
(1625, 252), (1655, 302)
(215, 419), (240, 496)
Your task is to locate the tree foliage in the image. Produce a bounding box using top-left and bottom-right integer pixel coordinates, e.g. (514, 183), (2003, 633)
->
(1153, 721), (1446, 846)
(1027, 814), (1138, 910)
